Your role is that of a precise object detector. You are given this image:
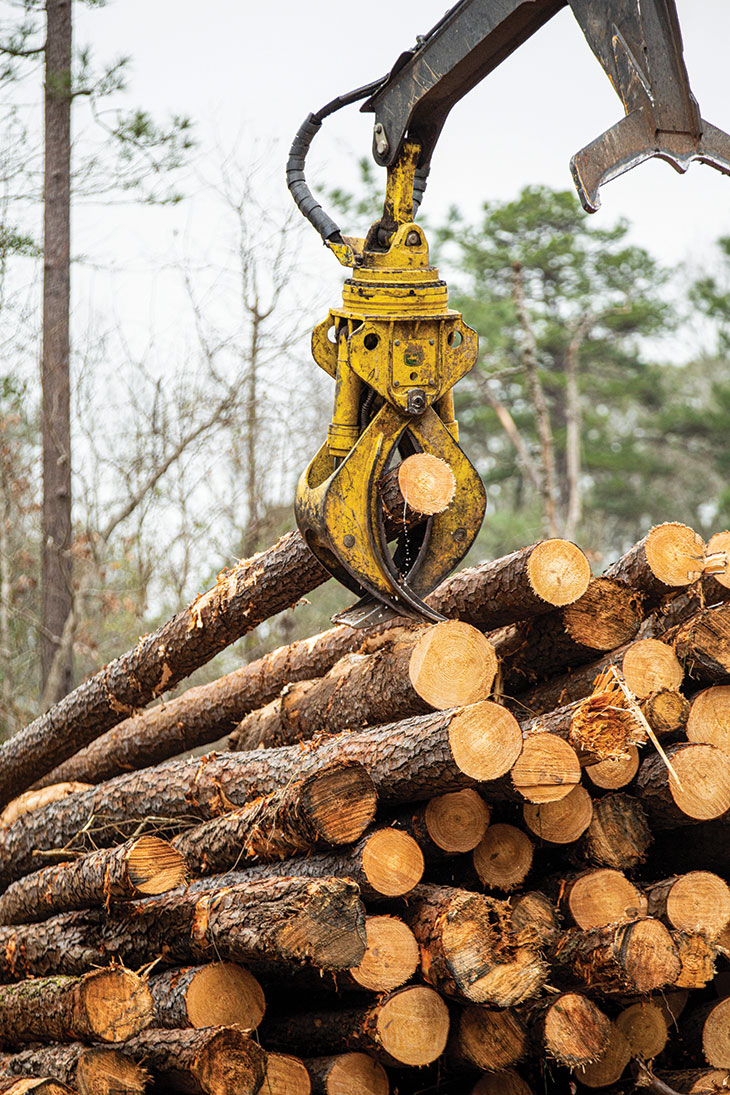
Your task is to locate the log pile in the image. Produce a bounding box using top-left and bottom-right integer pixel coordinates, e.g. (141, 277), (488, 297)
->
(2, 510), (730, 1092)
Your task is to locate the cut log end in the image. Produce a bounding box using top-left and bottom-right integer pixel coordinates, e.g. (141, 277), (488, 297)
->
(563, 578), (643, 651)
(194, 1029), (265, 1095)
(408, 621), (497, 710)
(126, 835), (189, 895)
(397, 453), (456, 516)
(623, 638), (684, 697)
(472, 823), (533, 891)
(523, 784), (593, 843)
(424, 788), (490, 853)
(665, 872), (730, 937)
(645, 522), (706, 586)
(75, 1048), (149, 1095)
(703, 999), (730, 1069)
(448, 701), (523, 782)
(350, 915), (419, 992)
(567, 869), (647, 930)
(361, 829), (424, 897)
(185, 963), (265, 1031)
(472, 1071), (532, 1095)
(707, 530), (730, 589)
(543, 992), (611, 1067)
(454, 1005), (527, 1071)
(585, 746), (640, 790)
(687, 685), (730, 752)
(301, 763), (378, 846)
(615, 1001), (668, 1061)
(575, 1022), (631, 1088)
(307, 1053), (389, 1095)
(526, 539), (591, 606)
(375, 986), (449, 1067)
(263, 1054), (311, 1095)
(642, 689), (690, 734)
(82, 968), (153, 1043)
(621, 918), (682, 994)
(511, 733), (581, 803)
(668, 744), (730, 821)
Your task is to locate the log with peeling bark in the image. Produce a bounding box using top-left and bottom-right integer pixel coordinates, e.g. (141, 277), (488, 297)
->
(665, 602), (730, 684)
(149, 962), (265, 1031)
(0, 835), (188, 925)
(553, 917), (681, 995)
(531, 991), (611, 1068)
(230, 620), (497, 751)
(0, 1046), (147, 1095)
(303, 1054), (389, 1095)
(120, 1027), (266, 1095)
(398, 883), (547, 1006)
(448, 1005), (527, 1072)
(576, 792), (652, 871)
(645, 872), (730, 938)
(637, 743), (730, 827)
(0, 876), (365, 980)
(260, 984), (450, 1068)
(603, 523), (706, 602)
(0, 701), (523, 887)
(558, 868), (648, 929)
(171, 761), (377, 877)
(0, 968), (152, 1046)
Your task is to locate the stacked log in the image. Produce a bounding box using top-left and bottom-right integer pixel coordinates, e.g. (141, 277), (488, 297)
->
(4, 521), (730, 1092)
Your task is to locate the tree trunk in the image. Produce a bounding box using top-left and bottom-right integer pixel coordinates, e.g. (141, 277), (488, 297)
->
(230, 620), (497, 751)
(399, 884), (547, 1006)
(0, 835), (188, 925)
(644, 872), (730, 938)
(171, 762), (376, 877)
(41, 0), (73, 704)
(148, 963), (265, 1032)
(603, 523), (705, 603)
(119, 1027), (266, 1095)
(304, 1053), (389, 1095)
(0, 1045), (147, 1095)
(259, 984), (450, 1068)
(0, 969), (152, 1046)
(554, 918), (681, 995)
(0, 782), (91, 828)
(665, 603), (730, 684)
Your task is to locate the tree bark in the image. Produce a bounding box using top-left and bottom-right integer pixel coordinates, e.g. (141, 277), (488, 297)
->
(41, 0), (73, 703)
(119, 1027), (266, 1095)
(0, 701), (522, 887)
(148, 962), (265, 1032)
(636, 743), (730, 827)
(0, 968), (152, 1045)
(0, 876), (366, 980)
(553, 918), (681, 995)
(665, 602), (730, 684)
(0, 1045), (147, 1095)
(171, 761), (376, 877)
(0, 835), (188, 925)
(230, 620), (497, 751)
(603, 523), (705, 603)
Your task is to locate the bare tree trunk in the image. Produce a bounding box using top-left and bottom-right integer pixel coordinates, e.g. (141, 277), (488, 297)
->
(563, 319), (589, 541)
(0, 459), (12, 735)
(41, 0), (73, 703)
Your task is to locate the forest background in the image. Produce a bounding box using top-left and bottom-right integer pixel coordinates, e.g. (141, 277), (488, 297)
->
(1, 0), (730, 738)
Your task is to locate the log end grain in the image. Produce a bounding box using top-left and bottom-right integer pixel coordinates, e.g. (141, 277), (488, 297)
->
(510, 891), (560, 950)
(424, 788), (490, 853)
(645, 523), (706, 587)
(192, 1028), (265, 1095)
(447, 701), (523, 782)
(574, 1022), (631, 1088)
(375, 986), (449, 1067)
(567, 869), (647, 929)
(275, 877), (367, 971)
(184, 963), (265, 1031)
(409, 622), (497, 710)
(687, 685), (730, 752)
(452, 1005), (527, 1072)
(542, 992), (611, 1067)
(126, 835), (189, 895)
(510, 733), (581, 803)
(623, 638), (684, 697)
(615, 1000), (668, 1060)
(667, 745), (730, 821)
(703, 999), (730, 1069)
(301, 763), (378, 846)
(707, 530), (730, 589)
(562, 578), (643, 651)
(583, 793), (652, 870)
(665, 873), (730, 937)
(397, 453), (456, 516)
(361, 829), (424, 898)
(472, 1070), (532, 1095)
(674, 931), (718, 990)
(620, 918), (682, 994)
(642, 689), (691, 735)
(526, 539), (591, 606)
(75, 1048), (149, 1095)
(472, 824), (533, 891)
(305, 1053), (389, 1095)
(82, 968), (154, 1043)
(350, 915), (419, 992)
(523, 785), (593, 844)
(584, 746), (639, 790)
(263, 1054), (311, 1095)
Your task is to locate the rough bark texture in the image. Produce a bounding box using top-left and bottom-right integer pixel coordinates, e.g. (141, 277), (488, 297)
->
(636, 743), (730, 827)
(665, 603), (730, 684)
(0, 1045), (147, 1095)
(0, 835), (188, 925)
(0, 969), (153, 1045)
(171, 762), (376, 876)
(120, 1027), (266, 1095)
(553, 918), (681, 995)
(148, 962), (265, 1032)
(399, 884), (547, 1006)
(0, 876), (365, 980)
(0, 701), (522, 888)
(603, 523), (705, 603)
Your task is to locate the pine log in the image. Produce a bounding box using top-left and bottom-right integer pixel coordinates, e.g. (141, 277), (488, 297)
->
(0, 702), (523, 887)
(523, 785), (593, 844)
(645, 873), (730, 938)
(303, 1054), (388, 1095)
(0, 1082), (72, 1094)
(171, 762), (377, 877)
(0, 784), (92, 828)
(491, 578), (644, 693)
(120, 1027), (266, 1095)
(615, 1000), (669, 1060)
(448, 1005), (527, 1072)
(554, 918), (681, 995)
(262, 1054), (312, 1095)
(399, 884), (547, 1006)
(0, 835), (188, 925)
(350, 914), (420, 992)
(636, 743), (730, 827)
(509, 890), (561, 949)
(259, 985), (449, 1068)
(687, 686), (730, 752)
(0, 968), (152, 1046)
(381, 451), (456, 519)
(0, 876), (365, 980)
(641, 689), (691, 734)
(514, 637), (684, 716)
(392, 789), (491, 859)
(603, 523), (705, 602)
(471, 1072), (533, 1095)
(685, 998), (730, 1069)
(231, 620), (497, 750)
(519, 696), (644, 769)
(585, 747), (640, 790)
(472, 823), (534, 891)
(0, 1046), (147, 1095)
(532, 991), (611, 1067)
(575, 1021), (631, 1087)
(576, 793), (652, 870)
(560, 869), (648, 929)
(510, 732), (581, 802)
(665, 603), (730, 684)
(38, 535), (589, 792)
(656, 1070), (730, 1094)
(149, 962), (265, 1031)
